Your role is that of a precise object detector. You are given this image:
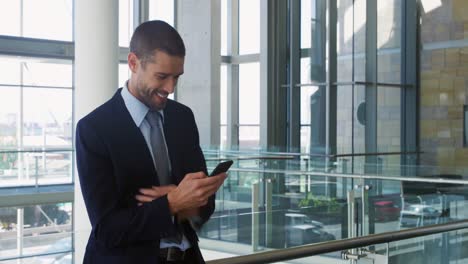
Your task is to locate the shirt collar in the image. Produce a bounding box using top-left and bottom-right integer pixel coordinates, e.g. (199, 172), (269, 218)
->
(121, 81), (164, 127)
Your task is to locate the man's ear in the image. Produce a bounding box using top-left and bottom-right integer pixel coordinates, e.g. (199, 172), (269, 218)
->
(128, 52), (139, 74)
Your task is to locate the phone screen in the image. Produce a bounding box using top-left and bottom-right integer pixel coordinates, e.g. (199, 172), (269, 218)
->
(209, 160), (233, 176)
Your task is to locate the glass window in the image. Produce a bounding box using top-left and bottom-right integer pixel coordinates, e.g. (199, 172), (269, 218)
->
(119, 0), (134, 47)
(22, 60), (73, 88)
(221, 0), (228, 55)
(239, 0), (260, 55)
(336, 86), (353, 154)
(239, 63), (260, 125)
(119, 63), (130, 87)
(220, 125), (227, 150)
(239, 62), (260, 149)
(149, 0), (175, 26)
(0, 87), (20, 149)
(0, 202), (72, 259)
(300, 126), (311, 153)
(0, 151), (73, 187)
(23, 0), (73, 41)
(0, 57), (21, 85)
(301, 0), (312, 49)
(23, 88), (73, 148)
(377, 0), (402, 84)
(377, 86), (401, 153)
(239, 125), (260, 149)
(0, 1), (20, 37)
(221, 65), (227, 125)
(0, 0), (73, 41)
(301, 86), (320, 125)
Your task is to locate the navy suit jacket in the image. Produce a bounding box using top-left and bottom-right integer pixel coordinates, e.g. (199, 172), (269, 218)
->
(76, 89), (214, 263)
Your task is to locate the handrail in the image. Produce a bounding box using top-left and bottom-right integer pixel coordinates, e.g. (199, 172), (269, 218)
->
(203, 149), (421, 159)
(206, 219), (468, 264)
(0, 148), (73, 154)
(331, 151), (421, 158)
(205, 155), (296, 162)
(226, 167), (468, 185)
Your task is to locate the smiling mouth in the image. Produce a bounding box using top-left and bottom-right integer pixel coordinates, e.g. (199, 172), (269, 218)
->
(156, 92), (169, 99)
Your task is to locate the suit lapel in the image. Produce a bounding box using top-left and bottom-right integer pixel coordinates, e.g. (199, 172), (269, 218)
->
(111, 89), (160, 186)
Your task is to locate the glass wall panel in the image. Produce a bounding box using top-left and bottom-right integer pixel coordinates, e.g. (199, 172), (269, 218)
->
(119, 63), (130, 87)
(336, 86), (353, 155)
(221, 0), (228, 55)
(239, 126), (259, 149)
(221, 65), (228, 125)
(353, 0), (366, 82)
(22, 60), (72, 88)
(239, 0), (260, 55)
(23, 0), (73, 41)
(23, 88), (72, 148)
(353, 85), (365, 154)
(301, 0), (312, 49)
(300, 126), (311, 153)
(377, 0), (402, 84)
(0, 58), (20, 85)
(336, 0), (353, 82)
(377, 86), (401, 164)
(119, 0), (134, 47)
(300, 86), (320, 153)
(220, 125), (227, 150)
(0, 87), (20, 149)
(239, 63), (260, 125)
(0, 1), (73, 41)
(0, 1), (20, 37)
(149, 0), (175, 26)
(0, 151), (72, 187)
(0, 202), (73, 262)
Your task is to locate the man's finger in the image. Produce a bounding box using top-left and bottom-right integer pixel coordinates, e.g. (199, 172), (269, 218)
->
(139, 188), (158, 197)
(135, 194), (154, 202)
(196, 173), (226, 186)
(185, 171), (207, 180)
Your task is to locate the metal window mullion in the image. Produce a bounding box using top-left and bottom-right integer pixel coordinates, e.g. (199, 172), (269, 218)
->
(20, 0), (24, 37)
(401, 0), (418, 172)
(230, 54), (260, 64)
(227, 0), (239, 148)
(365, 0), (378, 162)
(326, 0), (338, 169)
(16, 63), (24, 182)
(173, 0), (178, 29)
(0, 84), (73, 90)
(0, 36), (74, 60)
(288, 0), (301, 152)
(133, 0), (149, 29)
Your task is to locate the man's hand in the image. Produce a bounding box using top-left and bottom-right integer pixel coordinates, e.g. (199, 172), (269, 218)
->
(135, 185), (176, 206)
(167, 171), (227, 215)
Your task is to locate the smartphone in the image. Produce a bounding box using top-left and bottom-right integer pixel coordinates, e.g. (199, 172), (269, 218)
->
(209, 160), (233, 176)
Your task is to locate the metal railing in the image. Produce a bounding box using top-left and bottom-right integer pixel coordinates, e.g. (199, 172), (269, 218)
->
(206, 219), (468, 264)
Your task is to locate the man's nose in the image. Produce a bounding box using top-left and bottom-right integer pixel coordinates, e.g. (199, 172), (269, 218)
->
(163, 78), (177, 94)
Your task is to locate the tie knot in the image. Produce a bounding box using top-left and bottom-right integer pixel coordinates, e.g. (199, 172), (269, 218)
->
(146, 111), (163, 128)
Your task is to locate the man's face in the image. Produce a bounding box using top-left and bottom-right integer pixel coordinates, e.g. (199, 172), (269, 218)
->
(129, 50), (184, 110)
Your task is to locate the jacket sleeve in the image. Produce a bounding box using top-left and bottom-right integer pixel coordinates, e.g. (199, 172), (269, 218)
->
(76, 119), (178, 248)
(183, 109), (215, 227)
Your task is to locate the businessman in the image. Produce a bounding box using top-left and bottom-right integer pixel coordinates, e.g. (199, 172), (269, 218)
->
(76, 20), (226, 263)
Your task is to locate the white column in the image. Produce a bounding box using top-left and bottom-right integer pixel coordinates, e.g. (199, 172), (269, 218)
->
(74, 0), (119, 263)
(175, 0), (221, 148)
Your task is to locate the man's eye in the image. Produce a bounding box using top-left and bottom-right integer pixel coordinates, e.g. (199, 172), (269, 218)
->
(157, 75), (167, 80)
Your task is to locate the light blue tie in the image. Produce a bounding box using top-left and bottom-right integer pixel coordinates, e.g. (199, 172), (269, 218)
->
(146, 111), (171, 186)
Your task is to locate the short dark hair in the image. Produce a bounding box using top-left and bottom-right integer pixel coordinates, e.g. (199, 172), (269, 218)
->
(130, 20), (185, 65)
